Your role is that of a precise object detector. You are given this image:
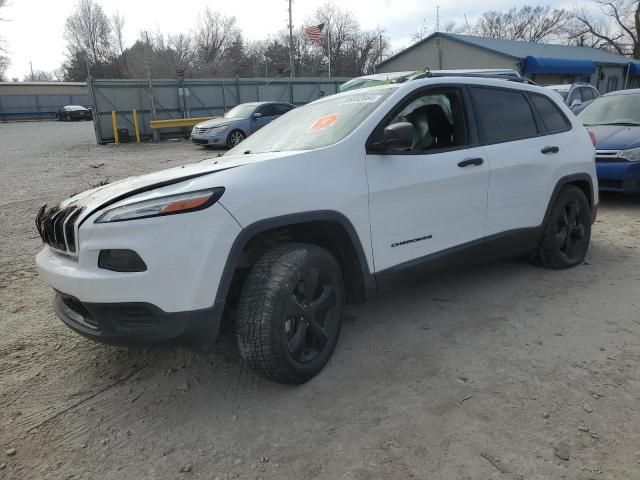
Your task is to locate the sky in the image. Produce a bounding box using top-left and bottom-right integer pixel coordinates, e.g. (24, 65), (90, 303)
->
(2, 0), (576, 80)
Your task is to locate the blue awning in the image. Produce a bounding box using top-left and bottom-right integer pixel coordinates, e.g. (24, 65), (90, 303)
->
(628, 62), (640, 76)
(523, 56), (596, 75)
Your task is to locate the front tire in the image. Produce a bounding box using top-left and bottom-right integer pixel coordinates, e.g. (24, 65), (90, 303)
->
(534, 185), (591, 269)
(226, 129), (246, 148)
(236, 244), (344, 384)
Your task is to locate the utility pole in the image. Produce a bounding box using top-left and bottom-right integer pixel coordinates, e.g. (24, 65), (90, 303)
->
(436, 6), (440, 32)
(288, 0), (295, 103)
(145, 60), (159, 142)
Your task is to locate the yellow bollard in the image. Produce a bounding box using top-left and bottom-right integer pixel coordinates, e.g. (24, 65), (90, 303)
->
(133, 109), (141, 143)
(111, 111), (119, 145)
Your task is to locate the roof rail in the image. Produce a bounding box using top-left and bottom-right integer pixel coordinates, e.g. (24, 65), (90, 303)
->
(411, 70), (535, 84)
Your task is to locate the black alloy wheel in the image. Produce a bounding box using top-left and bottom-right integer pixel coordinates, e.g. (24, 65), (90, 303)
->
(284, 267), (339, 364)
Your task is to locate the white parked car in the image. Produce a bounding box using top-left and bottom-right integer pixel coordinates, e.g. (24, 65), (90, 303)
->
(36, 72), (598, 384)
(545, 83), (600, 114)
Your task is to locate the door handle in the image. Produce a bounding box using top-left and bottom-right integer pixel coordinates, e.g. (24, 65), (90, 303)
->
(541, 145), (560, 154)
(457, 157), (484, 168)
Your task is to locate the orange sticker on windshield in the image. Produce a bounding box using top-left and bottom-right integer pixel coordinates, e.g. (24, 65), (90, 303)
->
(309, 114), (338, 131)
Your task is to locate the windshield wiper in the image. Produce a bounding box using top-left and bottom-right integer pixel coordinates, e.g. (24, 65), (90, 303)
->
(589, 122), (640, 126)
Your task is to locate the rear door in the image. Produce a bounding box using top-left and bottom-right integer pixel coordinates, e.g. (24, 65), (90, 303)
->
(471, 86), (571, 236)
(365, 86), (490, 273)
(273, 103), (294, 117)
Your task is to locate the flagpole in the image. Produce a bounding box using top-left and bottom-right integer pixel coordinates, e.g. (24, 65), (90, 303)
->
(328, 19), (331, 78)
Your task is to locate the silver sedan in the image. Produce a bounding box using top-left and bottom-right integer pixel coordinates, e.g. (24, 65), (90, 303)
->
(191, 101), (296, 148)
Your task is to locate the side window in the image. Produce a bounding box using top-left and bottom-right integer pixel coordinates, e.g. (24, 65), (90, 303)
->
(569, 88), (583, 103)
(257, 104), (276, 117)
(581, 87), (595, 101)
(385, 90), (466, 152)
(273, 104), (292, 115)
(469, 87), (539, 144)
(529, 93), (571, 133)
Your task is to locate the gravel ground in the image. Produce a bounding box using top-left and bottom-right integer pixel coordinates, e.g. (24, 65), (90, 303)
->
(1, 121), (640, 480)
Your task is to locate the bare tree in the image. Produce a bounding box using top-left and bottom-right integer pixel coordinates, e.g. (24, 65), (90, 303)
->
(24, 69), (56, 82)
(111, 11), (126, 55)
(470, 5), (569, 43)
(168, 33), (193, 69)
(570, 0), (640, 58)
(0, 0), (9, 80)
(411, 19), (430, 43)
(64, 0), (114, 64)
(193, 8), (240, 74)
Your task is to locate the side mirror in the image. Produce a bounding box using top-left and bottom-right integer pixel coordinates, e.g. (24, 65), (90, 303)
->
(371, 122), (414, 152)
(252, 112), (263, 119)
(571, 99), (583, 109)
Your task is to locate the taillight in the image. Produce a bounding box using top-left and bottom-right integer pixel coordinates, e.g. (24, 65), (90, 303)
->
(588, 129), (596, 146)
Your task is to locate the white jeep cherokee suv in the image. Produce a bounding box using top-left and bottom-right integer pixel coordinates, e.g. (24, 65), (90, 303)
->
(36, 73), (598, 384)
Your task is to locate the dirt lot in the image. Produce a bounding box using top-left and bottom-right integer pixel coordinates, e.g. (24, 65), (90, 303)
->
(1, 121), (640, 480)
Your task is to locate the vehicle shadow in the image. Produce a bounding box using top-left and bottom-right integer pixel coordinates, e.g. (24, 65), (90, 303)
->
(598, 190), (640, 209)
(56, 255), (583, 413)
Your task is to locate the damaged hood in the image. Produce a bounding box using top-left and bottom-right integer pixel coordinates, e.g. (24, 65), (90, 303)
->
(54, 151), (299, 218)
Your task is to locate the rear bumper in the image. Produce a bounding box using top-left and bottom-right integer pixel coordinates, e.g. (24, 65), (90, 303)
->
(54, 292), (224, 348)
(596, 162), (640, 192)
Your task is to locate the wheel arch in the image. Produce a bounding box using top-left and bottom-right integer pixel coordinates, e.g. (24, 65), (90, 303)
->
(215, 211), (376, 310)
(542, 173), (595, 228)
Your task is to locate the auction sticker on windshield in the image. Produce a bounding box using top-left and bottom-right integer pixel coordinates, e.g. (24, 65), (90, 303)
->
(310, 114), (338, 131)
(339, 94), (383, 105)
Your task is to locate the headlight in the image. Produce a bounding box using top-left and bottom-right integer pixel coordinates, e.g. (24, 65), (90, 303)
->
(619, 147), (640, 162)
(95, 188), (224, 223)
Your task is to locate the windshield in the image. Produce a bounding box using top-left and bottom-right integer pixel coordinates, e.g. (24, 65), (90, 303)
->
(579, 94), (640, 126)
(226, 87), (398, 155)
(225, 104), (256, 119)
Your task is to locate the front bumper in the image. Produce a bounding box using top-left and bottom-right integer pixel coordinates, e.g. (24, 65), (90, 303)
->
(36, 203), (240, 312)
(191, 130), (227, 146)
(54, 293), (224, 347)
(596, 162), (640, 192)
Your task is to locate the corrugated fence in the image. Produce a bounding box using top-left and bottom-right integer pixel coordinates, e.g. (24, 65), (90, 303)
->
(90, 77), (349, 144)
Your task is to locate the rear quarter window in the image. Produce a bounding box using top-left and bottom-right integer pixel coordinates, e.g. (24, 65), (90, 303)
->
(469, 87), (539, 144)
(529, 93), (571, 133)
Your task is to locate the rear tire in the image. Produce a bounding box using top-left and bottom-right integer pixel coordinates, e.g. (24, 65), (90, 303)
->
(533, 185), (591, 269)
(236, 244), (344, 384)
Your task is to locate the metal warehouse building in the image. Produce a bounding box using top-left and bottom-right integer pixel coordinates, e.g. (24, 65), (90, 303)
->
(377, 32), (640, 93)
(0, 82), (89, 121)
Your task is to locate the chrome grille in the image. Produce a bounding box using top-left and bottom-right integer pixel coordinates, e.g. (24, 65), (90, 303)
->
(595, 150), (625, 163)
(193, 126), (209, 135)
(35, 204), (84, 256)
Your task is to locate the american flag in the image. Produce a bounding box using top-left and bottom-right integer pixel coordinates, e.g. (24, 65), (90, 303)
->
(305, 23), (325, 42)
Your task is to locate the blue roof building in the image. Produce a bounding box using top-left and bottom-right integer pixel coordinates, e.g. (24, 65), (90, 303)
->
(377, 32), (640, 93)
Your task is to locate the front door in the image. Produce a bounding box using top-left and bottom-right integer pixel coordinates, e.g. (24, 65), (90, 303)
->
(365, 87), (490, 274)
(250, 104), (276, 133)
